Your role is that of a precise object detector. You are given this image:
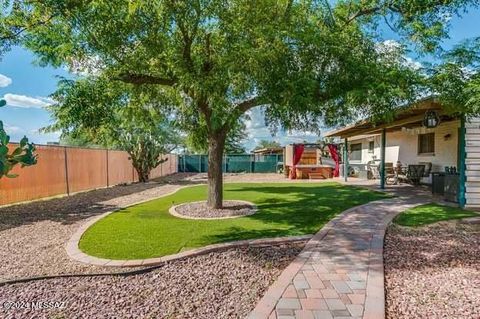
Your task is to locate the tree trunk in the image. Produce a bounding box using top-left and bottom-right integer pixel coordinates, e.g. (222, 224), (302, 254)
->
(207, 133), (226, 208)
(134, 165), (149, 183)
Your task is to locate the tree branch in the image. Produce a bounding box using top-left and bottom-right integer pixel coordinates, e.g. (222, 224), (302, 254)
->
(235, 97), (261, 113)
(0, 14), (57, 42)
(345, 6), (381, 24)
(217, 97), (261, 136)
(116, 73), (176, 86)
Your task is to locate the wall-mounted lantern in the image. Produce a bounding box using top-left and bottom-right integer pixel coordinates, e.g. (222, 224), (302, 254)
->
(423, 110), (440, 128)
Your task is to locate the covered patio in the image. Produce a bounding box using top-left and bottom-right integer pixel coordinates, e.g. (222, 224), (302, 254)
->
(324, 97), (469, 207)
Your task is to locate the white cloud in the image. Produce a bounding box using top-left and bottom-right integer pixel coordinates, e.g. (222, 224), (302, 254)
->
(242, 107), (320, 151)
(0, 74), (12, 87)
(286, 130), (318, 138)
(375, 39), (402, 54)
(404, 56), (422, 70)
(2, 93), (54, 109)
(375, 40), (423, 70)
(3, 123), (23, 134)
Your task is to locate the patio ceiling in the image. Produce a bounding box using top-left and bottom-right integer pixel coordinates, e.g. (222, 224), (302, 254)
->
(324, 98), (458, 139)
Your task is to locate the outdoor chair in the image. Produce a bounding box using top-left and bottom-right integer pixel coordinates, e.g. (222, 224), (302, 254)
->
(369, 164), (380, 180)
(384, 162), (396, 185)
(401, 164), (425, 185)
(419, 162), (432, 177)
(396, 164), (425, 185)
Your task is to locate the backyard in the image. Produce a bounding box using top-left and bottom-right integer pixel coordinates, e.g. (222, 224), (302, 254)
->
(0, 173), (478, 319)
(2, 0), (480, 317)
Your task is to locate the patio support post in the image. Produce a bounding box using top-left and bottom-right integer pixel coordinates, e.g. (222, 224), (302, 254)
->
(380, 128), (386, 189)
(459, 115), (467, 208)
(344, 138), (348, 182)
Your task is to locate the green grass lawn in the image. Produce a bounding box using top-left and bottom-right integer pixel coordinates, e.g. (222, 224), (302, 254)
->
(79, 182), (387, 259)
(393, 203), (479, 227)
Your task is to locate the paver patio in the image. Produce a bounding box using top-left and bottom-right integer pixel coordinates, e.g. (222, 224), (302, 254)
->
(249, 195), (430, 319)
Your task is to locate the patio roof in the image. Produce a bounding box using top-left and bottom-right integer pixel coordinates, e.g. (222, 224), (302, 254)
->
(324, 97), (458, 139)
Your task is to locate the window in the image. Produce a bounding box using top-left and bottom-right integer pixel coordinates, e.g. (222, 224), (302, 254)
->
(368, 141), (375, 153)
(418, 133), (435, 155)
(350, 143), (362, 161)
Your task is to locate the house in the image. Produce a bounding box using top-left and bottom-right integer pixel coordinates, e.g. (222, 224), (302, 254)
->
(324, 97), (480, 209)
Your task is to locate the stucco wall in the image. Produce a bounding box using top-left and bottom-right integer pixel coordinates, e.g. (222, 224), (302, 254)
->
(348, 120), (460, 172)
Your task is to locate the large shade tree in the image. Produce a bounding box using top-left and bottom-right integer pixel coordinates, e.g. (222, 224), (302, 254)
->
(1, 0), (477, 208)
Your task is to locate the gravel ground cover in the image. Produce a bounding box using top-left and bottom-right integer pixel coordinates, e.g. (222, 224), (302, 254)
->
(0, 242), (305, 319)
(0, 173), (201, 281)
(172, 200), (256, 219)
(384, 220), (480, 319)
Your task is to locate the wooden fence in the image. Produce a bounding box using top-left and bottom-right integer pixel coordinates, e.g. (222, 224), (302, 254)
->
(0, 144), (178, 206)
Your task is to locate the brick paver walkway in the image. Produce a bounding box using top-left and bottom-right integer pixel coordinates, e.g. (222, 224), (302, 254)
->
(249, 196), (428, 319)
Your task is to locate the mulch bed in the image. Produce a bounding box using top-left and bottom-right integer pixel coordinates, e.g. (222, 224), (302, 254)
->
(384, 220), (480, 319)
(172, 200), (256, 219)
(0, 242), (305, 319)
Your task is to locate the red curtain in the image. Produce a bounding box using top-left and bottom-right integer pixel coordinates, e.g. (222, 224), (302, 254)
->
(327, 144), (340, 177)
(290, 144), (305, 179)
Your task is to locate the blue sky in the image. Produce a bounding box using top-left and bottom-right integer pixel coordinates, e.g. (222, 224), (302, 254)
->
(1, 7), (480, 151)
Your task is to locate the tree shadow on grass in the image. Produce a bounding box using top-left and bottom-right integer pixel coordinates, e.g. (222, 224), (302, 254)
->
(201, 184), (387, 245)
(195, 227), (303, 247)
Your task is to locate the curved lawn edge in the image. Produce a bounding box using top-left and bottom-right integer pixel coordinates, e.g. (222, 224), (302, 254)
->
(67, 233), (313, 267)
(67, 191), (387, 267)
(65, 185), (191, 265)
(169, 200), (258, 220)
(71, 182), (389, 261)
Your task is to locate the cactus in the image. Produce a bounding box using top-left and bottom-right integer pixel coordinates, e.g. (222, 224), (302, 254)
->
(0, 99), (37, 179)
(119, 127), (169, 182)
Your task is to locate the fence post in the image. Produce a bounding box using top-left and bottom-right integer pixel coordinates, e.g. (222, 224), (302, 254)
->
(161, 155), (163, 176)
(64, 146), (70, 196)
(132, 164), (135, 183)
(183, 155), (186, 172)
(250, 154), (254, 173)
(106, 149), (109, 187)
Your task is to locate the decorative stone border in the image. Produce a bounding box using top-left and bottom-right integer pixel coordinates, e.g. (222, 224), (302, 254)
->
(66, 184), (309, 267)
(67, 233), (312, 268)
(168, 200), (257, 220)
(66, 185), (189, 266)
